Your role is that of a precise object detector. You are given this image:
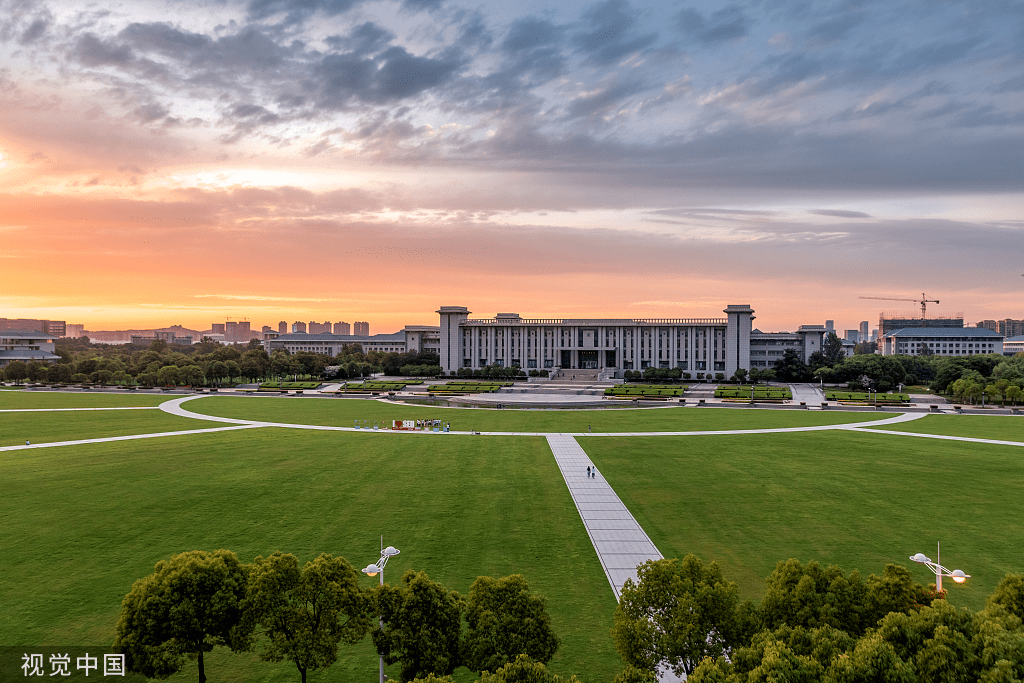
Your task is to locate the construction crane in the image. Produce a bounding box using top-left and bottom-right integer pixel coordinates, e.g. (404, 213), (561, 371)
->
(859, 293), (939, 318)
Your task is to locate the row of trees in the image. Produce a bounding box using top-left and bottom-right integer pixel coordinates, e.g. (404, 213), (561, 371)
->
(612, 555), (1024, 682)
(114, 550), (561, 683)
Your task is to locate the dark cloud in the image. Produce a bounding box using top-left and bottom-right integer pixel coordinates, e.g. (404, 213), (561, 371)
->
(313, 46), (462, 107)
(247, 0), (361, 25)
(73, 33), (135, 67)
(807, 209), (871, 218)
(19, 17), (48, 44)
(676, 5), (750, 45)
(564, 76), (647, 120)
(573, 0), (657, 65)
(991, 73), (1024, 93)
(324, 22), (394, 55)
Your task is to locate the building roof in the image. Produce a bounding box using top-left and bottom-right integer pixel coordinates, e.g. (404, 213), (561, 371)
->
(885, 327), (1003, 338)
(0, 349), (61, 361)
(1005, 335), (1024, 343)
(271, 332), (406, 342)
(0, 329), (58, 340)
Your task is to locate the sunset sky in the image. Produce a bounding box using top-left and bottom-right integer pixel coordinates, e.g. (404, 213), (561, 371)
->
(2, 0), (1022, 334)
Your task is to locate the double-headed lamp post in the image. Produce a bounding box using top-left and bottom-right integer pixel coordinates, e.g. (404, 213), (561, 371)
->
(363, 542), (400, 683)
(910, 542), (970, 593)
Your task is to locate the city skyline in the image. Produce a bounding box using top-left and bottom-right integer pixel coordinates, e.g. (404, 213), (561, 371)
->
(2, 0), (1022, 332)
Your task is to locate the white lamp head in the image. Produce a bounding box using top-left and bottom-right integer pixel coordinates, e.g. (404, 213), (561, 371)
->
(362, 564), (380, 577)
(950, 569), (969, 584)
(910, 553), (931, 564)
(383, 546), (400, 557)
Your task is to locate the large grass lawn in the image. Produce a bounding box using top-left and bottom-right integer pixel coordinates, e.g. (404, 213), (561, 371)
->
(0, 429), (619, 683)
(581, 430), (1024, 612)
(0, 391), (170, 409)
(0, 410), (218, 446)
(863, 413), (1024, 442)
(183, 395), (887, 432)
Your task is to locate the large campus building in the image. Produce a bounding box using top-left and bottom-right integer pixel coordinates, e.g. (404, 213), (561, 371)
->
(0, 330), (61, 368)
(437, 305), (826, 377)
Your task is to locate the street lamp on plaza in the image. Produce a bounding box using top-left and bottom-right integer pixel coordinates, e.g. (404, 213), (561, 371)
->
(910, 542), (970, 593)
(363, 541), (401, 683)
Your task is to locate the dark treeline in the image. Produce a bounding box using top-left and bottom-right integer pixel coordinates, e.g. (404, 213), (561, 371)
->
(2, 336), (442, 387)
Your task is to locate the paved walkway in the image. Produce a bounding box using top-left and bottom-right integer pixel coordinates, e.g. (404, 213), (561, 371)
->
(789, 383), (825, 407)
(547, 435), (663, 599)
(0, 406), (159, 412)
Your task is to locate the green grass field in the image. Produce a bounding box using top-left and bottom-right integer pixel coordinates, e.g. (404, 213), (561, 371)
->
(5, 391), (1023, 682)
(863, 413), (1024, 441)
(580, 430), (1024, 612)
(0, 429), (619, 683)
(182, 395), (885, 432)
(0, 392), (170, 409)
(0, 410), (218, 446)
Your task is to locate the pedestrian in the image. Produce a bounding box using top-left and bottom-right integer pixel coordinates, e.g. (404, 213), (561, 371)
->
(588, 424), (592, 432)
(592, 467), (597, 478)
(587, 466), (591, 477)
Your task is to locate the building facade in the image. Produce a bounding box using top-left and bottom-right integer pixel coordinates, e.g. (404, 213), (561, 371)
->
(333, 321), (351, 335)
(437, 305), (767, 377)
(880, 327), (1003, 356)
(265, 326), (440, 357)
(0, 330), (61, 367)
(1004, 335), (1024, 356)
(748, 326), (826, 368)
(353, 321), (370, 336)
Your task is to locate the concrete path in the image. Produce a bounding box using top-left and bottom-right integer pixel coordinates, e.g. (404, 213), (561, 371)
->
(547, 435), (663, 599)
(789, 383), (825, 407)
(0, 424), (262, 452)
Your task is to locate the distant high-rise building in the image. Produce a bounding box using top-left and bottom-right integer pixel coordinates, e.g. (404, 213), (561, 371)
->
(825, 320), (834, 333)
(859, 321), (869, 343)
(978, 320), (999, 332)
(871, 328), (878, 341)
(333, 321), (351, 335)
(278, 321), (288, 334)
(878, 315), (963, 337)
(354, 321), (369, 336)
(212, 323), (226, 334)
(1001, 319), (1024, 337)
(844, 329), (860, 343)
(308, 321), (332, 334)
(0, 318), (65, 336)
(292, 321), (307, 333)
(261, 325), (272, 334)
(65, 323), (85, 338)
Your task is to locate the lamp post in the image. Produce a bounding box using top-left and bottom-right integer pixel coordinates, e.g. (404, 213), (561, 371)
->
(910, 542), (970, 593)
(363, 540), (401, 683)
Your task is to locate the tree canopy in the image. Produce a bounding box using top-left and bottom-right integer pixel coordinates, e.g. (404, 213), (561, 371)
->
(613, 555), (740, 678)
(373, 570), (465, 682)
(113, 549), (251, 683)
(463, 574), (560, 673)
(244, 552), (372, 683)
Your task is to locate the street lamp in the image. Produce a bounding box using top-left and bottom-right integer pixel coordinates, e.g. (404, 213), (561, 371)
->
(910, 542), (970, 593)
(363, 540), (401, 683)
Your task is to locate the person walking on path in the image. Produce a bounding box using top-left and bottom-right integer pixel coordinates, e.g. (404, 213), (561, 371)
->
(587, 466), (591, 477)
(591, 467), (597, 478)
(588, 424), (592, 432)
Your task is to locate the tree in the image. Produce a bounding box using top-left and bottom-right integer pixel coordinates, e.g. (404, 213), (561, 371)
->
(245, 552), (371, 683)
(478, 654), (582, 683)
(113, 549), (251, 683)
(759, 560), (871, 635)
(773, 349), (810, 382)
(1006, 385), (1024, 406)
(988, 574), (1024, 624)
(463, 574), (560, 673)
(48, 363), (72, 384)
(4, 360), (28, 384)
(822, 634), (915, 683)
(372, 570), (464, 682)
(613, 555), (739, 678)
(822, 333), (845, 366)
(157, 365), (181, 387)
(731, 368), (748, 384)
(26, 361), (48, 382)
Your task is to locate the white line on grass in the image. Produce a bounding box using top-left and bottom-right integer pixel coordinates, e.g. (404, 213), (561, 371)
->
(0, 424), (263, 452)
(0, 407), (160, 412)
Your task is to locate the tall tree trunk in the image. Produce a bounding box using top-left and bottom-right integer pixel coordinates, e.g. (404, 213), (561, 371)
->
(198, 650), (205, 683)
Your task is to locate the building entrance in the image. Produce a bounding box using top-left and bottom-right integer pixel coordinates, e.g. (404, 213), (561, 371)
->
(579, 350), (598, 369)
